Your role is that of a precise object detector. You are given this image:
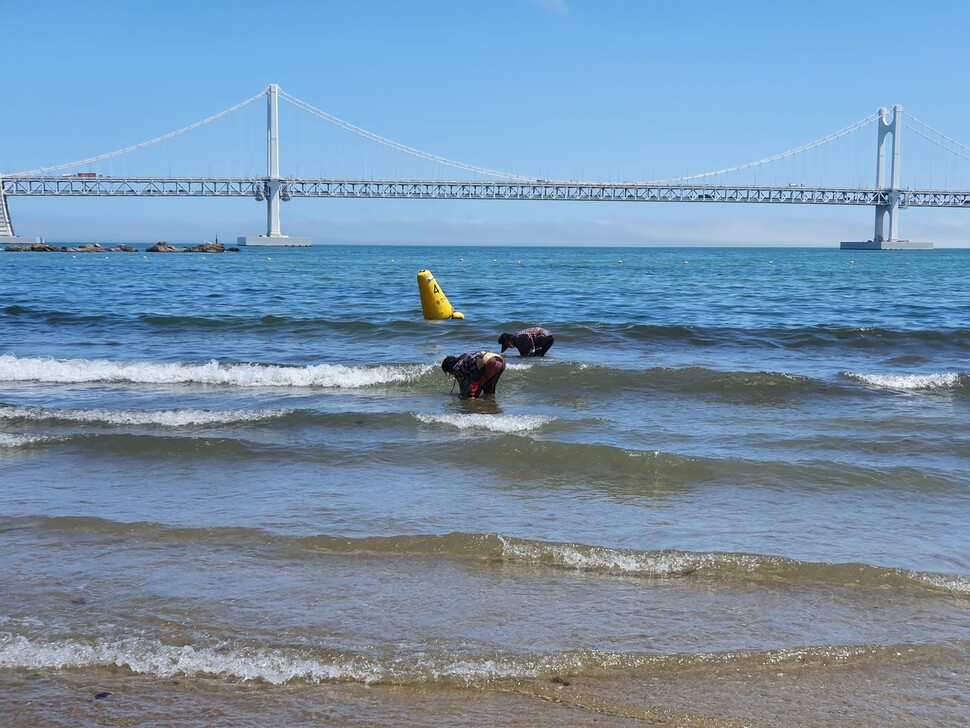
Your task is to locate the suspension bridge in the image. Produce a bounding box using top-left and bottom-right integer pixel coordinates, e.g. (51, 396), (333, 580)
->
(3, 84), (970, 249)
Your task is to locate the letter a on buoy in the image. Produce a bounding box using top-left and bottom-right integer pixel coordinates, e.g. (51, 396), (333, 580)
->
(417, 269), (464, 320)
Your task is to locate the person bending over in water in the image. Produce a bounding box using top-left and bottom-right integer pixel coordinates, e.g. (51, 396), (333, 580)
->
(441, 351), (506, 398)
(498, 326), (554, 357)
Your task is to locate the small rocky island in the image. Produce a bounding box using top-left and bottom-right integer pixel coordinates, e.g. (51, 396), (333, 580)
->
(146, 242), (241, 253)
(4, 242), (240, 253)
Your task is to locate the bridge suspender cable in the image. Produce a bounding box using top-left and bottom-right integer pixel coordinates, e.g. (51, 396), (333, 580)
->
(651, 112), (882, 184)
(11, 92), (267, 176)
(277, 89), (535, 182)
(904, 115), (970, 163)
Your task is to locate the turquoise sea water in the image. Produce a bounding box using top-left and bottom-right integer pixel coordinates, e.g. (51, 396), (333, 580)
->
(1, 244), (968, 726)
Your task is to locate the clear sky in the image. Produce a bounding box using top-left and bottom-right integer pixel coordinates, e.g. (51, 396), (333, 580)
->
(4, 0), (970, 246)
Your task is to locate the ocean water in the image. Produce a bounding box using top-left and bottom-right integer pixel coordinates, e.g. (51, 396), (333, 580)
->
(1, 244), (968, 727)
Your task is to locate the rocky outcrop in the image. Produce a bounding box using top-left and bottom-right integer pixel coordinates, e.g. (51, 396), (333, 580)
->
(4, 243), (139, 253)
(145, 242), (179, 252)
(4, 243), (60, 252)
(181, 243), (238, 253)
(4, 242), (239, 253)
(146, 242), (240, 253)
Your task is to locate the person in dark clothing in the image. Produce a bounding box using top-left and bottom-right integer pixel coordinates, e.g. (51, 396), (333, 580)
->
(498, 326), (554, 357)
(441, 351), (506, 398)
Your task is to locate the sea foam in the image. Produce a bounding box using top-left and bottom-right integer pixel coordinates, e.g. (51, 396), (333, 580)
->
(844, 371), (963, 391)
(0, 404), (290, 427)
(415, 412), (554, 433)
(0, 634), (549, 685)
(0, 432), (60, 448)
(0, 354), (431, 389)
(0, 633), (915, 686)
(495, 535), (746, 576)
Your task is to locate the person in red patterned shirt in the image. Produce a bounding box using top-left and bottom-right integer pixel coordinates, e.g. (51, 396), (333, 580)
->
(498, 326), (554, 357)
(441, 351), (506, 398)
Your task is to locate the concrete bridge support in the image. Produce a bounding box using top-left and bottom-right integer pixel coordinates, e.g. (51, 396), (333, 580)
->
(0, 179), (43, 245)
(237, 84), (311, 247)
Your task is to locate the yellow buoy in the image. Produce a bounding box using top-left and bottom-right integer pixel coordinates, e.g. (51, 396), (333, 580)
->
(417, 269), (464, 320)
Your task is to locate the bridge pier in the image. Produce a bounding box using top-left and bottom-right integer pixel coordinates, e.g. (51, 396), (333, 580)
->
(238, 84), (311, 247)
(0, 180), (42, 245)
(841, 105), (932, 250)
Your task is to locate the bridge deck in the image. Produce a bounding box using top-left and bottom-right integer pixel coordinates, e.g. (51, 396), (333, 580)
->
(3, 177), (970, 208)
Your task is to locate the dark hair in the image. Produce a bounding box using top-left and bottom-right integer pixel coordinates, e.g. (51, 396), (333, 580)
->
(498, 333), (513, 352)
(441, 356), (458, 374)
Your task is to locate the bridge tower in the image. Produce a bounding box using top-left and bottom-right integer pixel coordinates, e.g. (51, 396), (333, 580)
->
(841, 104), (931, 250)
(237, 84), (311, 247)
(874, 105), (902, 244)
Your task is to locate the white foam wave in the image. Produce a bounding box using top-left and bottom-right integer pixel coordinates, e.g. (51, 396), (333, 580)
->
(0, 635), (380, 684)
(0, 405), (290, 427)
(0, 354), (431, 389)
(496, 538), (970, 595)
(0, 635), (546, 685)
(496, 536), (747, 576)
(415, 412), (555, 433)
(914, 571), (970, 595)
(845, 371), (962, 390)
(0, 432), (60, 448)
(0, 634), (918, 686)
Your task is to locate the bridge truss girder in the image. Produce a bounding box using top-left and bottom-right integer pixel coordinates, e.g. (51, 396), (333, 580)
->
(1, 178), (263, 197)
(4, 177), (970, 208)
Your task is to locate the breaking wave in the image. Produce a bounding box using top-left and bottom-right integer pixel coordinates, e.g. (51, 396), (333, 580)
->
(842, 371), (968, 391)
(0, 633), (953, 686)
(0, 404), (292, 427)
(0, 354), (432, 389)
(414, 412), (555, 433)
(0, 432), (62, 448)
(8, 517), (968, 598)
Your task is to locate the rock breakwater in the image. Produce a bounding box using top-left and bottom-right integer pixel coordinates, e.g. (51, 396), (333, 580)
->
(4, 242), (240, 253)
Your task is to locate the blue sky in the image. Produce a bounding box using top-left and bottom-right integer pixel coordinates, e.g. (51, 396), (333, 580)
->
(4, 0), (970, 246)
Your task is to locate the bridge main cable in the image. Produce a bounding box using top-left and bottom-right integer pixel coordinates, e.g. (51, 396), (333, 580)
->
(651, 112), (882, 184)
(11, 91), (267, 177)
(904, 114), (970, 162)
(278, 89), (536, 182)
